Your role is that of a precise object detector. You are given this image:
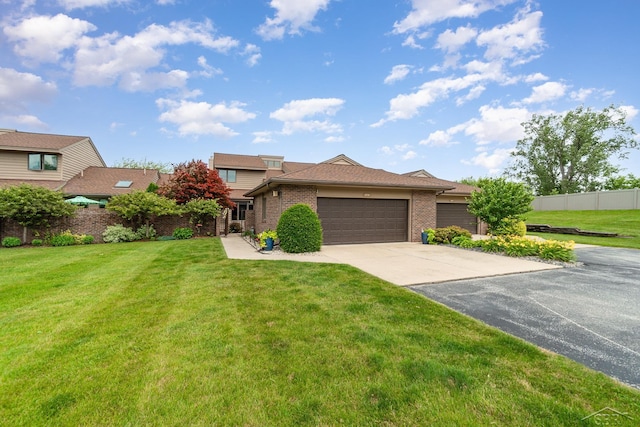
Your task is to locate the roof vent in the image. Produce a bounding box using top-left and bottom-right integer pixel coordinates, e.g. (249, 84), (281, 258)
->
(114, 180), (133, 188)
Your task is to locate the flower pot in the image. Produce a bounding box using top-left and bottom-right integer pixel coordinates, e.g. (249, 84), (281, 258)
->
(264, 237), (274, 251)
(421, 232), (429, 244)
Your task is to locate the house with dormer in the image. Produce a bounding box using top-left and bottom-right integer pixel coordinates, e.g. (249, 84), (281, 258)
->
(212, 152), (479, 244)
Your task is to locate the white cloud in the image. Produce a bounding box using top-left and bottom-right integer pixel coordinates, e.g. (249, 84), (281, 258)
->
(256, 0), (331, 40)
(402, 150), (417, 160)
(379, 146), (394, 155)
(0, 67), (56, 128)
(270, 98), (343, 121)
(570, 88), (593, 102)
(156, 98), (256, 137)
(393, 0), (516, 34)
(524, 72), (548, 83)
(618, 105), (639, 122)
(243, 44), (262, 67)
(252, 131), (275, 143)
(73, 20), (239, 90)
(476, 8), (544, 63)
(464, 147), (513, 174)
(57, 0), (129, 10)
(463, 105), (530, 144)
(384, 65), (412, 85)
(419, 129), (458, 147)
(196, 56), (223, 78)
(436, 25), (477, 53)
(4, 14), (96, 64)
(325, 135), (344, 143)
(522, 81), (567, 104)
(372, 73), (489, 126)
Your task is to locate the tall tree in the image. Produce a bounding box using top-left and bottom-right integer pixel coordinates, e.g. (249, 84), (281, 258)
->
(467, 178), (534, 234)
(0, 184), (77, 241)
(112, 157), (173, 174)
(603, 173), (640, 190)
(159, 160), (234, 208)
(106, 191), (179, 237)
(507, 105), (637, 195)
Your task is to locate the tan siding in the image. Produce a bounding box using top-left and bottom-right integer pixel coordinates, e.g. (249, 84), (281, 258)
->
(436, 194), (468, 204)
(232, 170), (266, 191)
(59, 139), (105, 180)
(0, 150), (63, 180)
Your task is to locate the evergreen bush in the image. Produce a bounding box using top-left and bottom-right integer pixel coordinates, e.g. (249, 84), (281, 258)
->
(2, 237), (21, 248)
(276, 204), (323, 253)
(102, 224), (139, 243)
(172, 227), (193, 240)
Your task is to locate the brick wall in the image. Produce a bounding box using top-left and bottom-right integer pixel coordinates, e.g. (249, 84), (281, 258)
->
(252, 185), (317, 234)
(0, 207), (215, 243)
(411, 190), (437, 242)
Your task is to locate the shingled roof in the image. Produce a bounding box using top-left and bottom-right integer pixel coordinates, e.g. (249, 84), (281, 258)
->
(63, 167), (162, 197)
(0, 129), (92, 152)
(244, 155), (456, 196)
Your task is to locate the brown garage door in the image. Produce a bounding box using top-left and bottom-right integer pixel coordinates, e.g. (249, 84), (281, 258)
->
(317, 198), (408, 245)
(436, 203), (476, 233)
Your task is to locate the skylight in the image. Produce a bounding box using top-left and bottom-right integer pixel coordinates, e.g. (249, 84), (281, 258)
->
(114, 180), (133, 188)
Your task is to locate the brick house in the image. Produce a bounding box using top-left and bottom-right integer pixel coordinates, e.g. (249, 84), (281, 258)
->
(220, 153), (479, 244)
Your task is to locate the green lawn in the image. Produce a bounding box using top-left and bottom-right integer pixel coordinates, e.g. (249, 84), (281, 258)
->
(527, 209), (640, 249)
(1, 239), (638, 426)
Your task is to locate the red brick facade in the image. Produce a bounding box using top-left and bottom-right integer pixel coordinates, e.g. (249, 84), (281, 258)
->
(0, 207), (215, 244)
(411, 190), (437, 242)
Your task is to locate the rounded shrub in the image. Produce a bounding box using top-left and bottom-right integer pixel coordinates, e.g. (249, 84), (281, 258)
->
(2, 237), (22, 248)
(276, 203), (323, 253)
(172, 227), (193, 240)
(31, 239), (43, 246)
(490, 217), (527, 237)
(102, 224), (138, 243)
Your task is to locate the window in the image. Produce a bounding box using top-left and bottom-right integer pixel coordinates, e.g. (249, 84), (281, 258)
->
(218, 169), (237, 183)
(232, 201), (253, 221)
(114, 180), (133, 188)
(263, 160), (281, 169)
(28, 153), (58, 171)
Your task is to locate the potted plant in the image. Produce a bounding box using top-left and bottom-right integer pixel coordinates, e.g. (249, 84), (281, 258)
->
(421, 228), (435, 244)
(258, 229), (278, 251)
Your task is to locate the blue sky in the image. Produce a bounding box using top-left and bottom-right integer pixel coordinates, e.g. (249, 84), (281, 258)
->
(2, 0), (639, 180)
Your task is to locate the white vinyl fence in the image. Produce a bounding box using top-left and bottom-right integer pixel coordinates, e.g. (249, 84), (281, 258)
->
(532, 189), (640, 211)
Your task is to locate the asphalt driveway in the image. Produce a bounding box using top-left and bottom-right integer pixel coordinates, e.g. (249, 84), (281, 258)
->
(411, 246), (640, 390)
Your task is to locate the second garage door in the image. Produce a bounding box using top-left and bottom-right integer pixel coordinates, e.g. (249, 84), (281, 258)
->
(436, 203), (477, 233)
(317, 198), (408, 245)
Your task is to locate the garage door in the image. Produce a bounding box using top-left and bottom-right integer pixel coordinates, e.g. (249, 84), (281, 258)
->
(317, 198), (408, 245)
(436, 203), (476, 233)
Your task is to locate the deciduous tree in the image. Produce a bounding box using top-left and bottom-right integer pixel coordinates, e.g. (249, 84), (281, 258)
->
(467, 178), (534, 233)
(106, 191), (179, 237)
(159, 160), (234, 208)
(507, 105), (637, 195)
(112, 157), (173, 174)
(0, 184), (77, 241)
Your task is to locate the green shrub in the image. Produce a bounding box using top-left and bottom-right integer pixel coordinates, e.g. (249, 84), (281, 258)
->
(172, 227), (193, 240)
(538, 240), (576, 262)
(135, 224), (157, 240)
(31, 239), (43, 246)
(2, 237), (21, 248)
(81, 235), (95, 245)
(480, 237), (504, 253)
(423, 228), (436, 244)
(276, 204), (323, 253)
(229, 222), (242, 233)
(433, 226), (472, 244)
(502, 236), (539, 257)
(490, 217), (527, 237)
(103, 224), (139, 243)
(451, 235), (478, 249)
(50, 231), (77, 247)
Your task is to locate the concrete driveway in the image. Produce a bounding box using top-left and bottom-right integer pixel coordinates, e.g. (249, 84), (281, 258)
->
(221, 234), (560, 285)
(411, 246), (640, 390)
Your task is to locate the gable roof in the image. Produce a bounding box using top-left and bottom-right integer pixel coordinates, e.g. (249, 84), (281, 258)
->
(62, 167), (161, 197)
(244, 156), (456, 197)
(0, 129), (92, 153)
(402, 169), (435, 178)
(212, 153), (267, 170)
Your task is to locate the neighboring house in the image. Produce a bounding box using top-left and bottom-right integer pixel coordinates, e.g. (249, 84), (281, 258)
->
(0, 129), (106, 190)
(0, 129), (168, 203)
(210, 152), (313, 226)
(241, 154), (479, 244)
(63, 166), (165, 202)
